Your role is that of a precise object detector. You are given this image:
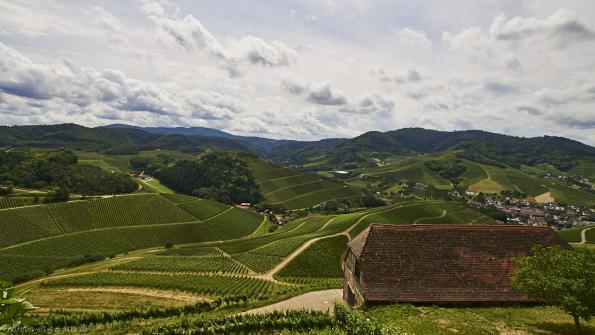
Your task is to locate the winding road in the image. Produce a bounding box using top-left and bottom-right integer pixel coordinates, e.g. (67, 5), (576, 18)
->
(242, 289), (343, 315)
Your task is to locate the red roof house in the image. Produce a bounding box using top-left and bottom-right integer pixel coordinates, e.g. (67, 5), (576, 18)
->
(342, 224), (570, 306)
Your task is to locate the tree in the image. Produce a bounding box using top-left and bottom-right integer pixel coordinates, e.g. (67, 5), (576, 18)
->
(0, 280), (37, 331)
(512, 246), (595, 335)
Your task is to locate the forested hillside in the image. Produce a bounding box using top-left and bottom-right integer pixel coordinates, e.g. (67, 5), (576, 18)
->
(0, 150), (137, 195)
(132, 152), (262, 205)
(274, 128), (595, 172)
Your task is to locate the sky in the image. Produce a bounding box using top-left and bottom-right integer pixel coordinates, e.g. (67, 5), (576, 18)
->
(1, 1), (595, 144)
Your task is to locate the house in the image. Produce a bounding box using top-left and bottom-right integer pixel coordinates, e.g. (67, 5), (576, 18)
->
(342, 224), (570, 306)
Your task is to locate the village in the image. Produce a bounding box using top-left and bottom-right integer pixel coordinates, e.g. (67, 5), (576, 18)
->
(466, 193), (594, 229)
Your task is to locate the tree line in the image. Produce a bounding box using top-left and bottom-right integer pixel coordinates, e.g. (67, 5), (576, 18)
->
(0, 151), (137, 196)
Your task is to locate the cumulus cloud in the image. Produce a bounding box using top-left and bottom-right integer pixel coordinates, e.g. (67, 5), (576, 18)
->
(339, 94), (394, 114)
(517, 105), (542, 116)
(92, 6), (127, 44)
(396, 27), (432, 50)
(307, 83), (347, 105)
(490, 9), (595, 45)
(0, 42), (240, 122)
(372, 68), (427, 84)
(230, 36), (295, 67)
(282, 77), (348, 106)
(444, 9), (595, 50)
(281, 76), (308, 95)
(151, 14), (226, 58)
(145, 8), (296, 76)
(140, 0), (165, 16)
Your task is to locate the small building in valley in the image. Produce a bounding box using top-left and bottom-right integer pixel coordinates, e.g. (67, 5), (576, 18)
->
(342, 224), (570, 306)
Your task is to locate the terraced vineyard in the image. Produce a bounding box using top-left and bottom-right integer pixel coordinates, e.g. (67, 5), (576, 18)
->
(246, 157), (363, 209)
(276, 235), (348, 278)
(0, 197), (35, 209)
(0, 194), (263, 282)
(111, 255), (252, 274)
(6, 195), (511, 327)
(41, 272), (293, 299)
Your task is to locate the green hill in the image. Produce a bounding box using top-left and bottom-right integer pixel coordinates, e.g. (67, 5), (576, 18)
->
(246, 157), (363, 209)
(0, 194), (263, 282)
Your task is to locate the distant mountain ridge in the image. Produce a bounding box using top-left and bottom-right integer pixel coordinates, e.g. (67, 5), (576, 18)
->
(1, 124), (594, 171)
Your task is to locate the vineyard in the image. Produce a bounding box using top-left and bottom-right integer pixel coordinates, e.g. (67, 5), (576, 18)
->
(246, 157), (363, 209)
(0, 197), (35, 209)
(42, 272), (294, 300)
(111, 255), (252, 274)
(178, 199), (231, 220)
(0, 194), (264, 282)
(277, 235), (348, 278)
(0, 194), (197, 249)
(4, 194), (542, 333)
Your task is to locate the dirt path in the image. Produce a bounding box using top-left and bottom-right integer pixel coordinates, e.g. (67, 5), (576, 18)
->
(15, 253), (154, 293)
(64, 287), (207, 302)
(580, 227), (594, 244)
(269, 186), (350, 205)
(263, 180), (322, 196)
(263, 201), (426, 280)
(242, 289), (342, 315)
(413, 209), (446, 224)
(262, 231), (349, 280)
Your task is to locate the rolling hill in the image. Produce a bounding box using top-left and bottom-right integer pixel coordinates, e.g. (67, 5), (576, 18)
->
(245, 157), (363, 210)
(0, 193), (264, 283)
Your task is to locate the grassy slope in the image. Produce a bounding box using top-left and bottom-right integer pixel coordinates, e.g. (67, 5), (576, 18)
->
(366, 303), (595, 335)
(0, 194), (262, 282)
(246, 157), (362, 209)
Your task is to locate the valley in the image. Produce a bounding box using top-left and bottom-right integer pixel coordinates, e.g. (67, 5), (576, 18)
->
(1, 124), (594, 334)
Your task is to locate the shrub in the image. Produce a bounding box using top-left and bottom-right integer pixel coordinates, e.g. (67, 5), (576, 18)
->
(165, 242), (174, 249)
(11, 271), (45, 284)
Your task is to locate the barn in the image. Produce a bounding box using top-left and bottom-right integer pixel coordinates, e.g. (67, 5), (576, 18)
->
(342, 224), (571, 306)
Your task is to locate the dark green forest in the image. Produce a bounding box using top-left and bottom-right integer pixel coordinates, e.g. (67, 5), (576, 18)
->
(0, 151), (137, 195)
(132, 153), (263, 205)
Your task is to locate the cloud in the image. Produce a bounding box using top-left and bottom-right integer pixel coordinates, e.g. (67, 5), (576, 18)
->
(230, 36), (295, 67)
(140, 0), (165, 16)
(483, 82), (517, 95)
(0, 42), (240, 122)
(151, 14), (226, 58)
(282, 78), (348, 106)
(307, 83), (347, 105)
(339, 94), (394, 114)
(444, 9), (595, 51)
(517, 105), (542, 115)
(282, 76), (308, 95)
(146, 9), (295, 76)
(490, 9), (595, 45)
(92, 6), (127, 44)
(396, 28), (432, 50)
(372, 68), (427, 84)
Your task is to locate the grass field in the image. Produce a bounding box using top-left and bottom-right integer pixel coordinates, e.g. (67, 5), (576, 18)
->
(569, 159), (595, 180)
(140, 178), (175, 193)
(365, 303), (595, 335)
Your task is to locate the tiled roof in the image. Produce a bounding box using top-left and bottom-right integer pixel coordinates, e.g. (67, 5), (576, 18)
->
(349, 224), (571, 303)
